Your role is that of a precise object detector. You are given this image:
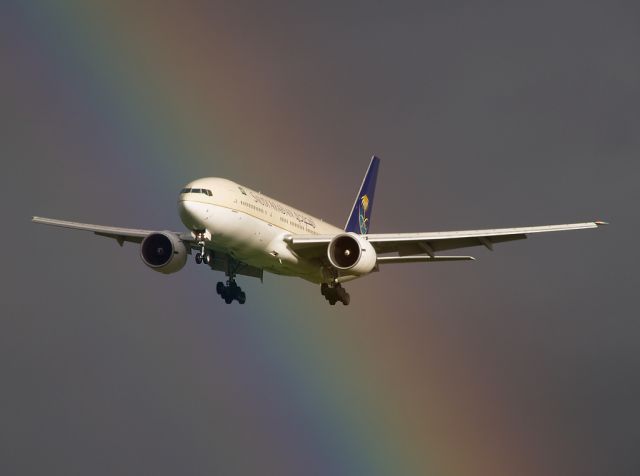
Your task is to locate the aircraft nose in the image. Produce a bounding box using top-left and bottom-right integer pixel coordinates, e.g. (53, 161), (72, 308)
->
(178, 199), (199, 228)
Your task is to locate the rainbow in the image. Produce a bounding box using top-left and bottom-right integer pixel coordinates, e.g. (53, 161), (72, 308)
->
(13, 2), (537, 474)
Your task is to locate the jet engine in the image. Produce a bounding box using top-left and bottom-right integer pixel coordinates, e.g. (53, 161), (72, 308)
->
(140, 232), (188, 274)
(327, 232), (377, 275)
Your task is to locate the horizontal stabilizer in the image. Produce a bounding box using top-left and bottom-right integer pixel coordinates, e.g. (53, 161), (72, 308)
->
(376, 255), (475, 264)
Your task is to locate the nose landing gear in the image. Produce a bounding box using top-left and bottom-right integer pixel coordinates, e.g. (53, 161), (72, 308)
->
(194, 230), (213, 265)
(195, 251), (212, 265)
(217, 280), (246, 304)
(321, 283), (350, 306)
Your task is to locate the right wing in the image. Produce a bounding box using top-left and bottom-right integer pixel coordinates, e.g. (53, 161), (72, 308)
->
(32, 216), (264, 280)
(32, 216), (194, 246)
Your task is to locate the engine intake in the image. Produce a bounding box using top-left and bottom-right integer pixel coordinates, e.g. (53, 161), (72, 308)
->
(327, 233), (377, 275)
(140, 232), (187, 274)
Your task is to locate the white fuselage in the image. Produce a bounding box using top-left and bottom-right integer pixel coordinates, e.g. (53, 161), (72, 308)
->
(177, 177), (342, 283)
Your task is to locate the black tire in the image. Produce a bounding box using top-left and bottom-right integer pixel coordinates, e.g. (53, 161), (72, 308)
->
(238, 292), (246, 304)
(320, 283), (329, 296)
(204, 253), (212, 265)
(341, 293), (351, 306)
(195, 253), (202, 264)
(324, 290), (336, 303)
(224, 296), (233, 304)
(328, 298), (337, 305)
(216, 282), (224, 295)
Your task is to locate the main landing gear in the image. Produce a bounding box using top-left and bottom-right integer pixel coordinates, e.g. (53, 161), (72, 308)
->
(321, 283), (350, 306)
(195, 253), (246, 305)
(216, 279), (246, 304)
(192, 240), (247, 304)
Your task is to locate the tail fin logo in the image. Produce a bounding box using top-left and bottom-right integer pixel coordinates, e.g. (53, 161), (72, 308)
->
(358, 194), (370, 234)
(344, 156), (379, 235)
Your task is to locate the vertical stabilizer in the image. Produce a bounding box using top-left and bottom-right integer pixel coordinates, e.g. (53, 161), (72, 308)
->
(344, 156), (380, 234)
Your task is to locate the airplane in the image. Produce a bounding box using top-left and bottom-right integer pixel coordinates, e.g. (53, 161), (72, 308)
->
(32, 156), (607, 305)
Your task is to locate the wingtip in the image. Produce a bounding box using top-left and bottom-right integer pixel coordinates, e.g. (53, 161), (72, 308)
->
(595, 220), (609, 226)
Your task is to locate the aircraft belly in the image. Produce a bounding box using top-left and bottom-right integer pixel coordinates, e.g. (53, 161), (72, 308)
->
(195, 205), (322, 281)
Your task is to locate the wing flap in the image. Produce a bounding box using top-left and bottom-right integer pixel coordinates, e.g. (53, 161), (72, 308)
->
(384, 233), (527, 255)
(94, 231), (144, 245)
(377, 255), (475, 264)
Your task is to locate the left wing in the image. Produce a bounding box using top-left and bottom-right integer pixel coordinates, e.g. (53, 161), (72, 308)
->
(32, 216), (194, 246)
(286, 221), (607, 261)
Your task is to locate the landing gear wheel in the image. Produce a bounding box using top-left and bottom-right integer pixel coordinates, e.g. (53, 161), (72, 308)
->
(336, 287), (350, 305)
(321, 283), (350, 305)
(217, 277), (247, 304)
(195, 252), (203, 264)
(203, 253), (212, 265)
(216, 257), (248, 304)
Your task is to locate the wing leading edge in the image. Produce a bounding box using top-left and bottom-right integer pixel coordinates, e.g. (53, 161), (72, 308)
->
(285, 221), (607, 261)
(31, 216), (264, 279)
(32, 216), (194, 246)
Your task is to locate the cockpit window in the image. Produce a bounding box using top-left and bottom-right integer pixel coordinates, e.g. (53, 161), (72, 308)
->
(180, 187), (211, 195)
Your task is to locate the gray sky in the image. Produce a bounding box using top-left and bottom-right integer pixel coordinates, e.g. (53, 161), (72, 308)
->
(2, 1), (639, 475)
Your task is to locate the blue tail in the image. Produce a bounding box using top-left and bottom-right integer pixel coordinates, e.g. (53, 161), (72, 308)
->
(344, 156), (380, 234)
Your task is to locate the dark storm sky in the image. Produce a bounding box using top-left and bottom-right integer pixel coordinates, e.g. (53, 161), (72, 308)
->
(1, 1), (639, 475)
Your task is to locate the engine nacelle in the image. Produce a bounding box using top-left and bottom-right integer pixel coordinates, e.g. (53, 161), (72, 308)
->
(327, 232), (377, 275)
(140, 232), (188, 274)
